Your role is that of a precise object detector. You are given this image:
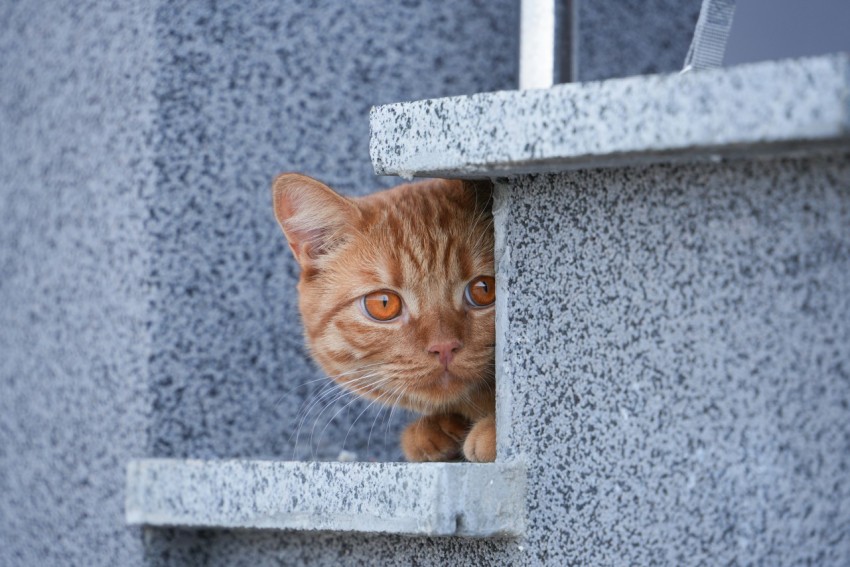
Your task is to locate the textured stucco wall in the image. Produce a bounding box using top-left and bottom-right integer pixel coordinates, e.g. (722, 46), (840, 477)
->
(0, 2), (156, 565)
(147, 0), (518, 465)
(9, 1), (841, 565)
(496, 154), (850, 564)
(137, 152), (850, 566)
(143, 2), (518, 561)
(0, 0), (519, 565)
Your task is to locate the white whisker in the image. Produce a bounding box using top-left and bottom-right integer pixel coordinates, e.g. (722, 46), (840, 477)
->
(340, 382), (399, 454)
(382, 379), (411, 452)
(290, 370), (384, 458)
(310, 375), (395, 456)
(366, 380), (408, 456)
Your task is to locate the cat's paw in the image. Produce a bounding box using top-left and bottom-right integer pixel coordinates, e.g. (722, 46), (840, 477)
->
(462, 414), (496, 462)
(401, 414), (470, 462)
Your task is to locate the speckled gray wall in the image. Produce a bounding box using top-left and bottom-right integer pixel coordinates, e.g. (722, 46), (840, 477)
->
(143, 153), (850, 567)
(145, 0), (522, 554)
(1, 0), (518, 565)
(497, 154), (850, 564)
(13, 1), (833, 565)
(147, 0), (517, 463)
(577, 0), (702, 81)
(0, 1), (156, 565)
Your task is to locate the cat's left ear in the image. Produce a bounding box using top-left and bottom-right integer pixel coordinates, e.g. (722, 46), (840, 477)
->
(272, 173), (357, 268)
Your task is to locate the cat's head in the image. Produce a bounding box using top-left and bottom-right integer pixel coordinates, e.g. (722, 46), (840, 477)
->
(272, 173), (495, 414)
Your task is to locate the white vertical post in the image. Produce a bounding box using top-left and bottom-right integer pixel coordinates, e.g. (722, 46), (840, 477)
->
(520, 0), (556, 89)
(520, 0), (576, 90)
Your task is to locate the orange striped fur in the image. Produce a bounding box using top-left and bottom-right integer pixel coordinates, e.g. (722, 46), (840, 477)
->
(273, 174), (496, 462)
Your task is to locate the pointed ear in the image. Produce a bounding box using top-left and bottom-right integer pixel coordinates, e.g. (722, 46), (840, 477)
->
(272, 173), (357, 268)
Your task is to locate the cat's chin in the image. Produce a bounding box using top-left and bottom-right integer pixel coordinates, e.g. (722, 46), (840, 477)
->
(436, 370), (457, 386)
(406, 369), (478, 406)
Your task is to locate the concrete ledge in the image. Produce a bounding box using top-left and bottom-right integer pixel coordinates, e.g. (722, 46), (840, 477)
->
(370, 53), (850, 178)
(126, 459), (525, 537)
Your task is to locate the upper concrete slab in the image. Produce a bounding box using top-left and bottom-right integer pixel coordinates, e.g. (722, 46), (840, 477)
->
(370, 54), (850, 178)
(126, 459), (525, 538)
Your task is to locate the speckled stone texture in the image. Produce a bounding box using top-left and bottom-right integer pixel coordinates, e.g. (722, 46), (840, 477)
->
(0, 2), (156, 566)
(148, 152), (850, 566)
(496, 154), (850, 564)
(577, 0), (702, 81)
(147, 0), (517, 465)
(1, 0), (519, 565)
(371, 54), (850, 178)
(9, 0), (848, 565)
(126, 460), (525, 536)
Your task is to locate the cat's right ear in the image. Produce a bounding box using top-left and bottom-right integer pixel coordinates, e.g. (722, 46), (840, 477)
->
(272, 173), (357, 268)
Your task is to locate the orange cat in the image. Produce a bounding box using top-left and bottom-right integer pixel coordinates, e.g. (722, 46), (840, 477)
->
(272, 173), (496, 462)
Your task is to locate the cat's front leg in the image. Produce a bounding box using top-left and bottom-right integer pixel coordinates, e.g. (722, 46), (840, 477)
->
(462, 414), (496, 462)
(401, 414), (470, 462)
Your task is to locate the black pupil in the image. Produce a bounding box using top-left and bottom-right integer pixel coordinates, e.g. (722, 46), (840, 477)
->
(478, 281), (488, 293)
(381, 295), (388, 307)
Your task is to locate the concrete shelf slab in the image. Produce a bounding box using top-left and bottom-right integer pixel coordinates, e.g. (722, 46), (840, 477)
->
(126, 459), (525, 537)
(370, 53), (850, 178)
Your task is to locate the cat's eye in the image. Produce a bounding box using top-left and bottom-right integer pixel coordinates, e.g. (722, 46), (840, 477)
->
(465, 276), (496, 307)
(362, 290), (403, 321)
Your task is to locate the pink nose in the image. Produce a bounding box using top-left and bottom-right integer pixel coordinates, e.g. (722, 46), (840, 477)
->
(428, 340), (462, 369)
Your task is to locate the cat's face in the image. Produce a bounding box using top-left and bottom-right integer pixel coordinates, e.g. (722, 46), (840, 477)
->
(273, 174), (495, 415)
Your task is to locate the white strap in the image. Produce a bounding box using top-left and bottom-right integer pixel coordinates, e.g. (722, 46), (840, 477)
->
(682, 0), (737, 72)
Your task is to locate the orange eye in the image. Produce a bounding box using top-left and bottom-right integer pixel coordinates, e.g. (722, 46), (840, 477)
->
(362, 290), (403, 321)
(465, 276), (496, 307)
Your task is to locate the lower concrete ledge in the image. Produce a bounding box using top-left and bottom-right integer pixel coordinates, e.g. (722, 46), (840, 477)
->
(126, 459), (525, 538)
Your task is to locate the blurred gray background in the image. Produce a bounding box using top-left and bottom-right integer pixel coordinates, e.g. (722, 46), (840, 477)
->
(725, 0), (850, 66)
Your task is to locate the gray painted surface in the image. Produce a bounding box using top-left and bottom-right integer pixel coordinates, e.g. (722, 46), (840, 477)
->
(126, 460), (525, 537)
(371, 54), (850, 179)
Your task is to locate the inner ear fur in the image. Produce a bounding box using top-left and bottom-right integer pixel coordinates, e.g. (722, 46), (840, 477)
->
(462, 179), (494, 213)
(272, 173), (357, 267)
